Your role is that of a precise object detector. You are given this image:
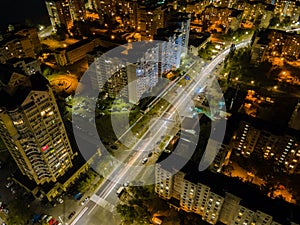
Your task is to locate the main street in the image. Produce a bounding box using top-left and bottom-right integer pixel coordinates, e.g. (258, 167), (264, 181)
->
(69, 40), (251, 225)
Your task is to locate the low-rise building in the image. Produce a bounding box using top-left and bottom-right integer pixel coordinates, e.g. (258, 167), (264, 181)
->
(54, 38), (100, 66)
(188, 32), (211, 56)
(0, 35), (35, 63)
(6, 57), (41, 75)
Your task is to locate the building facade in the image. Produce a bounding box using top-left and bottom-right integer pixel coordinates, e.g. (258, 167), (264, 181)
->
(0, 35), (35, 64)
(231, 115), (300, 174)
(155, 156), (299, 225)
(0, 69), (74, 185)
(46, 0), (72, 30)
(45, 0), (86, 30)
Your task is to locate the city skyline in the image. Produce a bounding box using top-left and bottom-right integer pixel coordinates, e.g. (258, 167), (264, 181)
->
(1, 0), (300, 225)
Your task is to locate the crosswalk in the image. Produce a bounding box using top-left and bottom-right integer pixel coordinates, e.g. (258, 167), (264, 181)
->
(90, 194), (115, 213)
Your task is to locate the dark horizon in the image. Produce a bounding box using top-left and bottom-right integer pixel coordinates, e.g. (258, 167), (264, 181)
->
(0, 0), (49, 31)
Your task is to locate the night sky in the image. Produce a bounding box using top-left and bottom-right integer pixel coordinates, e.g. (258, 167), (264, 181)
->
(0, 0), (49, 31)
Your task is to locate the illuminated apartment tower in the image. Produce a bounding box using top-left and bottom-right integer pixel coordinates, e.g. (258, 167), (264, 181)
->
(45, 0), (72, 30)
(69, 0), (86, 21)
(137, 4), (165, 40)
(0, 67), (74, 185)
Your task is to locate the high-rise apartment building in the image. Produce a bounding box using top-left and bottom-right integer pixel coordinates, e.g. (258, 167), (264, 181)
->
(137, 4), (166, 40)
(164, 11), (191, 55)
(46, 0), (72, 29)
(46, 0), (86, 30)
(69, 0), (86, 21)
(89, 36), (188, 104)
(0, 67), (74, 185)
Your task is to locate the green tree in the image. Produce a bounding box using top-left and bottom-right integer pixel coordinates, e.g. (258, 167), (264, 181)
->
(116, 204), (135, 224)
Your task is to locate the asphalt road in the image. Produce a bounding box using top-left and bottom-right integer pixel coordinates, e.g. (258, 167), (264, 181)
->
(69, 40), (251, 225)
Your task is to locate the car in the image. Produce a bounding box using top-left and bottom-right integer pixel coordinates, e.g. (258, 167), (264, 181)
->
(46, 215), (53, 223)
(48, 218), (56, 225)
(68, 211), (76, 220)
(41, 214), (48, 221)
(80, 197), (90, 205)
(57, 197), (64, 204)
(2, 208), (9, 214)
(123, 181), (130, 187)
(5, 181), (13, 188)
(73, 192), (82, 200)
(141, 157), (148, 164)
(10, 187), (16, 194)
(148, 152), (153, 157)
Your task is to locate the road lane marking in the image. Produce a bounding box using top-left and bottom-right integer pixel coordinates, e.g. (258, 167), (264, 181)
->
(70, 207), (88, 225)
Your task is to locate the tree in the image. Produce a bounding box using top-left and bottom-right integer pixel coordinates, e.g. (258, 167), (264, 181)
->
(116, 204), (135, 224)
(269, 15), (280, 27)
(55, 24), (68, 41)
(7, 198), (33, 225)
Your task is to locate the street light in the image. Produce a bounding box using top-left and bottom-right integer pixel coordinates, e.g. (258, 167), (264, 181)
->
(251, 80), (254, 84)
(274, 85), (278, 90)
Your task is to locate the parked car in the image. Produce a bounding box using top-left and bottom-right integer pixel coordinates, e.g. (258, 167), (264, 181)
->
(5, 181), (13, 188)
(68, 211), (76, 219)
(123, 181), (130, 187)
(73, 192), (82, 201)
(141, 157), (148, 164)
(41, 214), (48, 221)
(46, 215), (53, 223)
(80, 197), (90, 205)
(57, 197), (64, 204)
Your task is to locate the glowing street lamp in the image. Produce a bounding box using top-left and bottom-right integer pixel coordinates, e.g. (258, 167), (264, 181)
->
(251, 80), (254, 84)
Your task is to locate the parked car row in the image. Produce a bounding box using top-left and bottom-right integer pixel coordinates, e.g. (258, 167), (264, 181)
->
(0, 202), (9, 215)
(37, 214), (62, 225)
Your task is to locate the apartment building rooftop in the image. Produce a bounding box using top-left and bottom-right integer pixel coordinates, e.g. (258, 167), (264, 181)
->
(230, 113), (300, 138)
(0, 65), (49, 109)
